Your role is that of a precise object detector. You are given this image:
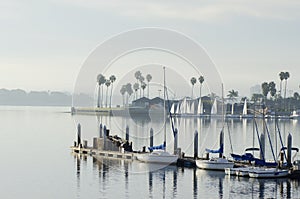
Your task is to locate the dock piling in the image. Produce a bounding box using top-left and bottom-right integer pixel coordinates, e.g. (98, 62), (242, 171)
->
(174, 128), (178, 155)
(260, 133), (265, 160)
(150, 128), (154, 148)
(103, 125), (107, 150)
(77, 123), (81, 147)
(126, 125), (129, 142)
(219, 130), (224, 158)
(287, 133), (292, 167)
(99, 123), (103, 138)
(194, 130), (198, 159)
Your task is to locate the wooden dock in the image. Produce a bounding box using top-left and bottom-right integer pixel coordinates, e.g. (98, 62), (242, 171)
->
(70, 146), (135, 160)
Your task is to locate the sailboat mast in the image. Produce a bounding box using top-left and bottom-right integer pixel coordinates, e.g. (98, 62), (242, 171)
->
(221, 83), (225, 127)
(163, 66), (166, 151)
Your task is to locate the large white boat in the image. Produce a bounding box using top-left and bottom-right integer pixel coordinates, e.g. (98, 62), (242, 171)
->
(196, 158), (234, 171)
(248, 168), (289, 178)
(136, 150), (178, 164)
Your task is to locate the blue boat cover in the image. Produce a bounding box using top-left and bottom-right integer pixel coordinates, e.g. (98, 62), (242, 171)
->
(205, 144), (223, 154)
(148, 143), (165, 152)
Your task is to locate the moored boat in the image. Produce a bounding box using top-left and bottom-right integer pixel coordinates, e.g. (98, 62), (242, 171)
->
(248, 168), (289, 178)
(196, 157), (234, 171)
(136, 150), (178, 164)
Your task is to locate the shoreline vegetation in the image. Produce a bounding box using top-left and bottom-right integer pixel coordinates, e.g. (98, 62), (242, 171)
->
(2, 71), (299, 116)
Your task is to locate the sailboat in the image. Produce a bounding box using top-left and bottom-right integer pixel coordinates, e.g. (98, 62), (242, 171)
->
(196, 142), (234, 170)
(175, 102), (181, 115)
(136, 67), (178, 164)
(197, 98), (203, 115)
(196, 85), (234, 170)
(241, 99), (252, 118)
(210, 98), (218, 116)
(170, 103), (176, 115)
(190, 100), (195, 115)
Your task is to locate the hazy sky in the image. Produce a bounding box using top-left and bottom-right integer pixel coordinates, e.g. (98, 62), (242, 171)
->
(1, 0), (300, 97)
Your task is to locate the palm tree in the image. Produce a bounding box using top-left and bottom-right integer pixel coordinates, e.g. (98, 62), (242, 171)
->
(105, 80), (111, 107)
(133, 83), (139, 100)
(120, 85), (126, 107)
(261, 82), (269, 103)
(279, 72), (285, 98)
(146, 74), (152, 98)
(126, 83), (133, 106)
(139, 75), (145, 98)
(268, 81), (276, 99)
(227, 89), (238, 114)
(198, 76), (204, 99)
(134, 71), (141, 97)
(96, 74), (106, 108)
(190, 77), (197, 99)
(141, 82), (147, 97)
(283, 72), (290, 100)
(109, 75), (116, 108)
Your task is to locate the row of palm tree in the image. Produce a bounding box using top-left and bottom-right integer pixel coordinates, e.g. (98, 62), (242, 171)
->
(133, 71), (152, 99)
(190, 76), (205, 99)
(120, 83), (134, 107)
(96, 74), (116, 108)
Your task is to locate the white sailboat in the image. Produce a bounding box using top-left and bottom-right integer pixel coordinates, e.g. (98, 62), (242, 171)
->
(197, 98), (203, 115)
(175, 102), (181, 115)
(211, 98), (218, 116)
(190, 100), (195, 115)
(241, 99), (252, 118)
(170, 103), (176, 115)
(136, 67), (178, 164)
(290, 110), (299, 119)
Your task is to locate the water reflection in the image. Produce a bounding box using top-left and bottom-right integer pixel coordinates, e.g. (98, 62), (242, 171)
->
(72, 114), (300, 198)
(72, 153), (300, 198)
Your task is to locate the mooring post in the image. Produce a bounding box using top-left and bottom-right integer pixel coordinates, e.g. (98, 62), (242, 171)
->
(287, 133), (292, 167)
(126, 125), (129, 142)
(103, 125), (107, 150)
(260, 133), (265, 160)
(99, 123), (103, 138)
(219, 130), (224, 158)
(150, 128), (154, 148)
(77, 123), (81, 147)
(174, 128), (178, 155)
(194, 130), (199, 159)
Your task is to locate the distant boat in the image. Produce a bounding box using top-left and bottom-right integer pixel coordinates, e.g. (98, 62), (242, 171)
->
(170, 103), (176, 115)
(241, 99), (253, 118)
(197, 98), (203, 115)
(189, 100), (195, 115)
(211, 98), (217, 116)
(290, 110), (299, 119)
(175, 102), (181, 115)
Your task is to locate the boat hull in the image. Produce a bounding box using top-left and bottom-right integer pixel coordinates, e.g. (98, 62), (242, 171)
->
(249, 168), (289, 178)
(136, 151), (178, 164)
(196, 158), (234, 171)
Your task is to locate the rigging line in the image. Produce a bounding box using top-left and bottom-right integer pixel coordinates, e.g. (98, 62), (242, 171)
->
(226, 119), (233, 154)
(264, 119), (277, 162)
(254, 119), (265, 161)
(276, 120), (288, 161)
(165, 77), (176, 137)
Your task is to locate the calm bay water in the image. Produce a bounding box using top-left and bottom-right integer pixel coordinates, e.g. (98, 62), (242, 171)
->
(1, 106), (300, 198)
